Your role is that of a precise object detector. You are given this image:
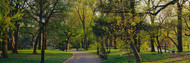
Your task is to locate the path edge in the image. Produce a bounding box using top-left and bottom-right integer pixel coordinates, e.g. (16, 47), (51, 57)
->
(63, 52), (74, 63)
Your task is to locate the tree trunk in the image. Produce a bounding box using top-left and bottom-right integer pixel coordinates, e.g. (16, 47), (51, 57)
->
(151, 37), (155, 52)
(83, 22), (87, 50)
(120, 0), (125, 26)
(2, 27), (8, 58)
(11, 31), (15, 53)
(165, 41), (167, 52)
(97, 39), (100, 55)
(45, 32), (47, 49)
(108, 38), (112, 53)
(38, 32), (42, 50)
(32, 35), (35, 50)
(177, 1), (183, 52)
(148, 0), (156, 52)
(101, 36), (106, 54)
(66, 38), (70, 52)
(33, 32), (40, 54)
(137, 35), (141, 52)
(130, 41), (142, 62)
(41, 24), (45, 63)
(114, 38), (117, 49)
(13, 21), (19, 54)
(156, 36), (162, 54)
(97, 46), (100, 55)
(106, 38), (109, 52)
(0, 42), (2, 51)
(133, 35), (138, 51)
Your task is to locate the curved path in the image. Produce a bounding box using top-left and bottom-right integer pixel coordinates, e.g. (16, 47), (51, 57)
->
(65, 50), (102, 63)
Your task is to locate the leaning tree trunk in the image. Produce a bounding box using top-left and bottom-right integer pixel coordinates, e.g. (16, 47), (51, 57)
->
(177, 1), (183, 52)
(133, 35), (138, 51)
(130, 41), (142, 62)
(2, 27), (8, 58)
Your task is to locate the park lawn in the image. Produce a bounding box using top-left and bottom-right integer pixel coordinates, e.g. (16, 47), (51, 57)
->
(78, 49), (190, 63)
(0, 50), (72, 63)
(101, 50), (171, 63)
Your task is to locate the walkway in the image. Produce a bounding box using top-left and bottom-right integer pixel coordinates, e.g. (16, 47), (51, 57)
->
(65, 50), (102, 63)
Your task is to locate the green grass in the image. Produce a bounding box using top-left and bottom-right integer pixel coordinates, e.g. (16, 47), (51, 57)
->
(76, 49), (179, 63)
(72, 48), (190, 63)
(0, 50), (72, 63)
(104, 51), (190, 63)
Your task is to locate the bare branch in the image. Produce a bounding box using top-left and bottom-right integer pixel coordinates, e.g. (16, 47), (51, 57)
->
(45, 0), (59, 25)
(147, 0), (176, 15)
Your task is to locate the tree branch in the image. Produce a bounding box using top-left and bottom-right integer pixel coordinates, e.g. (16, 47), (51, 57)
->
(147, 0), (176, 15)
(45, 0), (59, 25)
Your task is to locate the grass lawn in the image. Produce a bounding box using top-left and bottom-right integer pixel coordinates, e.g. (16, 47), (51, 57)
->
(0, 50), (72, 63)
(77, 48), (190, 63)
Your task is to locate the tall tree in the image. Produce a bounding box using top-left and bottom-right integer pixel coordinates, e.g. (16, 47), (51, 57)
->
(0, 0), (22, 58)
(74, 0), (94, 50)
(148, 0), (188, 52)
(75, 1), (87, 50)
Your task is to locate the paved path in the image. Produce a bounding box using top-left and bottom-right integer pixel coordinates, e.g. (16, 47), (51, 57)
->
(65, 50), (102, 63)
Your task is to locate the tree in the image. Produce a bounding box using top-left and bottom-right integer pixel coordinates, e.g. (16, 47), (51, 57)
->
(0, 0), (22, 58)
(62, 19), (79, 52)
(147, 0), (188, 52)
(24, 0), (60, 62)
(92, 16), (107, 56)
(74, 0), (94, 50)
(96, 0), (142, 62)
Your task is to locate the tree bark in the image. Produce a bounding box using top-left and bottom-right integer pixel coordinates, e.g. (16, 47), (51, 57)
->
(177, 1), (183, 52)
(156, 36), (162, 54)
(130, 41), (142, 62)
(101, 36), (106, 54)
(45, 32), (47, 49)
(32, 35), (35, 50)
(151, 37), (155, 52)
(13, 21), (19, 54)
(33, 31), (40, 54)
(41, 24), (45, 63)
(0, 42), (2, 51)
(11, 31), (15, 53)
(97, 39), (100, 55)
(165, 41), (167, 52)
(83, 22), (87, 50)
(66, 38), (70, 52)
(38, 32), (42, 50)
(137, 35), (141, 52)
(2, 27), (8, 58)
(133, 35), (138, 51)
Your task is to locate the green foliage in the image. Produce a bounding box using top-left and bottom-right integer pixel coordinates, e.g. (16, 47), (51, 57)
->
(0, 0), (22, 42)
